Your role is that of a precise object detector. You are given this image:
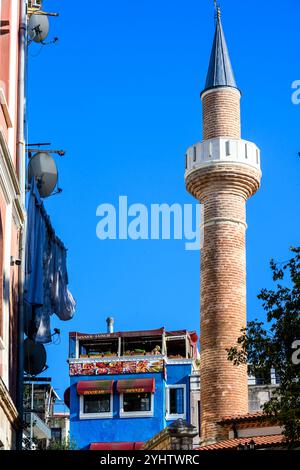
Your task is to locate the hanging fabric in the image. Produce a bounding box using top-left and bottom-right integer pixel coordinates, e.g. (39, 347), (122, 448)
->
(24, 179), (45, 307)
(24, 179), (76, 344)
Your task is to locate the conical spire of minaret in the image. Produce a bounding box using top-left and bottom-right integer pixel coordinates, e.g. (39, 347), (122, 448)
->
(203, 7), (237, 92)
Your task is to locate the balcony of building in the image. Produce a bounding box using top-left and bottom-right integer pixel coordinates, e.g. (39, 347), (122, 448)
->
(24, 411), (52, 441)
(68, 328), (199, 365)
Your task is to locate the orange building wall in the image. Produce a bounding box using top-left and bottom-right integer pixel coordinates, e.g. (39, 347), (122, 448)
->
(0, 0), (12, 98)
(0, 0), (23, 449)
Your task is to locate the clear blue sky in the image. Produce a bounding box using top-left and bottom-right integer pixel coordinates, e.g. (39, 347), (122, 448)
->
(27, 0), (300, 403)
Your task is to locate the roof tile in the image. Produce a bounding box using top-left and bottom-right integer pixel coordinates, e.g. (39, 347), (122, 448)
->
(197, 434), (285, 451)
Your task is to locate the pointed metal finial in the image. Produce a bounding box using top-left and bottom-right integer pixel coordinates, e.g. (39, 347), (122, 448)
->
(214, 2), (221, 24)
(203, 2), (238, 93)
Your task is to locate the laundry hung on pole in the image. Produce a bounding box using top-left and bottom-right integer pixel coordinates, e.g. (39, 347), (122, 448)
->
(24, 179), (76, 343)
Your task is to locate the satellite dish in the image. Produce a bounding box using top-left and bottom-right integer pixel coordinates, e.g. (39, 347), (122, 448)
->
(28, 13), (50, 43)
(24, 338), (47, 376)
(27, 151), (58, 197)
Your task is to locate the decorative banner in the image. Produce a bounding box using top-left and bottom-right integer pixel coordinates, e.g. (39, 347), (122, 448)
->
(69, 359), (164, 376)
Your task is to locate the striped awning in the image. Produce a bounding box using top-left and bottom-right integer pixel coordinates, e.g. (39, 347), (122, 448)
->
(117, 378), (155, 394)
(77, 380), (114, 395)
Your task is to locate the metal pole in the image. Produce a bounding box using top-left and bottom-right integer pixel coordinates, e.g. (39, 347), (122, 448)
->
(16, 0), (27, 451)
(30, 382), (34, 449)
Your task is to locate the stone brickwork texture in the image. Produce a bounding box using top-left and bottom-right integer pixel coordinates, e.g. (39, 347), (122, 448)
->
(202, 87), (241, 140)
(143, 421), (197, 450)
(186, 85), (261, 444)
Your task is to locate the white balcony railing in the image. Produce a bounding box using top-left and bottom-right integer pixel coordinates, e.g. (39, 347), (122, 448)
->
(185, 137), (261, 176)
(24, 412), (52, 440)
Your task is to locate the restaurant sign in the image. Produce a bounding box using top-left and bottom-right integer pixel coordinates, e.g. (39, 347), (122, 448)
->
(69, 359), (164, 376)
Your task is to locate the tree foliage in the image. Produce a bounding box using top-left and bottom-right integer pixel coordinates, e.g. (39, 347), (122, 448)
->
(227, 247), (300, 445)
(47, 436), (77, 451)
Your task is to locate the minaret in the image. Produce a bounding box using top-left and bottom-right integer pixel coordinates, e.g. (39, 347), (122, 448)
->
(185, 8), (261, 444)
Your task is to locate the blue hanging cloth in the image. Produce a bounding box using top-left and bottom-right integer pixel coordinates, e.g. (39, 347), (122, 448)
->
(24, 179), (45, 307)
(24, 179), (76, 343)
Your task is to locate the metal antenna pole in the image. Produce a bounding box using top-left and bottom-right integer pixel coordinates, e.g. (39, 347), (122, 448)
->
(30, 382), (34, 449)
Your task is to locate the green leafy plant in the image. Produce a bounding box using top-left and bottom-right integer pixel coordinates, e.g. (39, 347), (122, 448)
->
(227, 247), (300, 446)
(47, 436), (77, 451)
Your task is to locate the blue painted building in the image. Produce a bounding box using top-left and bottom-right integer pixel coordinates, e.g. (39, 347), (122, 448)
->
(66, 323), (200, 450)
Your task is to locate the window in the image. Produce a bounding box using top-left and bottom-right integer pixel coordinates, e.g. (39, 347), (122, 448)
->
(51, 427), (62, 442)
(255, 369), (271, 385)
(166, 336), (187, 358)
(225, 140), (231, 156)
(120, 392), (154, 418)
(170, 388), (184, 414)
(271, 369), (280, 385)
(193, 146), (197, 162)
(166, 385), (186, 420)
(84, 394), (111, 413)
(0, 0), (10, 100)
(124, 393), (151, 412)
(79, 393), (113, 419)
(122, 335), (163, 356)
(79, 338), (119, 358)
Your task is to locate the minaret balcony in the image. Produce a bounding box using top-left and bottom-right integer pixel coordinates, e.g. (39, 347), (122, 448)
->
(185, 137), (261, 177)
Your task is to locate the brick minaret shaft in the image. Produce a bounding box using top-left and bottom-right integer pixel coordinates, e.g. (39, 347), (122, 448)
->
(185, 9), (261, 444)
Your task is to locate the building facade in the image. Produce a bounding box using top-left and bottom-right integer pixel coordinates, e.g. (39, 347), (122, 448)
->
(143, 373), (281, 450)
(48, 412), (70, 447)
(185, 8), (261, 444)
(0, 0), (26, 450)
(23, 382), (58, 449)
(23, 381), (70, 450)
(67, 324), (200, 449)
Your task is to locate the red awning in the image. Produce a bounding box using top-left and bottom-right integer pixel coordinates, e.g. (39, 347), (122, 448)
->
(117, 378), (155, 394)
(189, 332), (198, 343)
(77, 380), (114, 395)
(90, 442), (144, 450)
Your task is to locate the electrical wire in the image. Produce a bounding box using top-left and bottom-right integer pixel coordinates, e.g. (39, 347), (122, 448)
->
(28, 43), (44, 57)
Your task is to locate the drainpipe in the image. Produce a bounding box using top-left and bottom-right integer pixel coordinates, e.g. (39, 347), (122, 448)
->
(16, 0), (27, 451)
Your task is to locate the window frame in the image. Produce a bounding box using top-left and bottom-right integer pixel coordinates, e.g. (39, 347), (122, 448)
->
(51, 427), (62, 442)
(119, 392), (154, 418)
(165, 335), (188, 358)
(166, 384), (187, 420)
(79, 393), (113, 420)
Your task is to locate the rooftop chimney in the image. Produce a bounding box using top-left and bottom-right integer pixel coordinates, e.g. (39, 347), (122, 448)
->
(106, 317), (114, 333)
